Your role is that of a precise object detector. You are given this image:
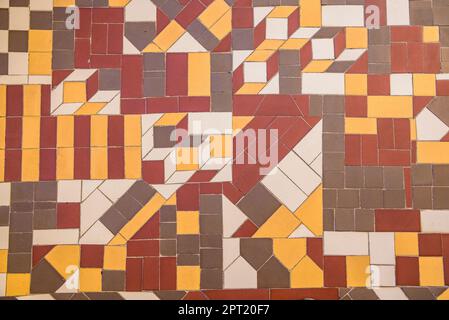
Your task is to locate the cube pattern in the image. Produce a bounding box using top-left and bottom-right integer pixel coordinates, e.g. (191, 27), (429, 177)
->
(1, 0), (449, 301)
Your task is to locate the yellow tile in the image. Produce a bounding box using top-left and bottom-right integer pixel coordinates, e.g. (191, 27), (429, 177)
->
(232, 116), (253, 135)
(268, 6), (297, 18)
(90, 147), (108, 179)
(176, 147), (199, 171)
(75, 102), (106, 115)
(294, 185), (323, 236)
(236, 83), (265, 95)
(23, 85), (41, 116)
(273, 239), (306, 270)
(410, 119), (417, 141)
(246, 50), (274, 62)
(0, 118), (4, 149)
(280, 38), (308, 49)
(29, 52), (52, 75)
(125, 146), (141, 179)
(209, 9), (231, 41)
(303, 60), (333, 73)
(253, 206), (300, 238)
(291, 256), (324, 288)
(417, 142), (449, 164)
(0, 250), (7, 273)
(56, 148), (74, 180)
(0, 85), (6, 116)
(423, 26), (439, 43)
(345, 117), (377, 135)
(63, 82), (87, 103)
(395, 232), (419, 256)
(257, 39), (285, 50)
(119, 193), (165, 240)
(198, 0), (230, 28)
(124, 115), (141, 147)
(345, 74), (368, 96)
(188, 52), (211, 96)
(413, 74), (436, 96)
(346, 27), (368, 49)
(346, 256), (371, 288)
(177, 266), (200, 291)
(210, 135), (232, 158)
(90, 115), (108, 147)
(419, 257), (445, 286)
(166, 193), (177, 205)
(300, 0), (321, 27)
(438, 288), (449, 300)
(103, 246), (126, 271)
(22, 116), (40, 149)
(6, 274), (30, 297)
(22, 149), (39, 182)
(367, 96), (413, 118)
(143, 43), (163, 53)
(0, 150), (4, 182)
(108, 0), (131, 6)
(45, 245), (80, 280)
(54, 0), (75, 6)
(108, 233), (127, 246)
(177, 211), (200, 235)
(29, 30), (52, 52)
(79, 268), (102, 292)
(57, 116), (74, 148)
(154, 113), (187, 126)
(151, 21), (185, 52)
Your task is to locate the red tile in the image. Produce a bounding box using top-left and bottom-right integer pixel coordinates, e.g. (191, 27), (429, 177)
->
(188, 170), (218, 183)
(204, 289), (269, 300)
(232, 65), (244, 94)
(232, 219), (257, 237)
(5, 117), (22, 149)
(40, 85), (51, 116)
(52, 70), (73, 87)
(132, 212), (159, 240)
(379, 149), (410, 166)
(391, 43), (408, 73)
(394, 119), (411, 150)
(361, 134), (378, 165)
(346, 96), (367, 117)
(159, 257), (176, 290)
(143, 257), (160, 290)
(307, 238), (323, 269)
(324, 256), (347, 287)
(86, 70), (99, 101)
(4, 150), (21, 181)
(108, 116), (124, 147)
(121, 98), (146, 114)
(280, 117), (312, 151)
(91, 23), (108, 54)
(437, 80), (449, 96)
(177, 183), (199, 211)
(365, 0), (387, 25)
(156, 8), (170, 34)
(391, 26), (422, 42)
(80, 245), (104, 268)
(76, 8), (92, 39)
(232, 7), (253, 28)
(92, 8), (124, 23)
(179, 96), (210, 112)
(222, 182), (244, 204)
(90, 54), (122, 68)
(127, 239), (159, 257)
(39, 149), (56, 181)
(142, 160), (165, 184)
(214, 32), (231, 52)
(200, 182), (223, 194)
(108, 24), (123, 54)
(407, 42), (424, 73)
(74, 148), (90, 180)
(232, 163), (262, 194)
(445, 257), (449, 285)
(233, 95), (263, 116)
(6, 85), (23, 117)
(256, 95), (301, 116)
(32, 245), (54, 267)
(300, 40), (313, 68)
(74, 116), (91, 148)
(333, 29), (346, 58)
(166, 53), (188, 96)
(121, 55), (143, 98)
(74, 38), (90, 68)
(126, 257), (143, 291)
(176, 0), (205, 28)
(413, 96), (432, 116)
(146, 97), (179, 113)
(345, 135), (361, 166)
(253, 21), (265, 48)
(57, 203), (81, 229)
(375, 209), (421, 232)
(396, 256), (419, 286)
(377, 118), (394, 149)
(423, 43), (441, 73)
(347, 51), (368, 73)
(108, 147), (124, 179)
(418, 234), (442, 256)
(442, 235), (449, 257)
(368, 75), (390, 95)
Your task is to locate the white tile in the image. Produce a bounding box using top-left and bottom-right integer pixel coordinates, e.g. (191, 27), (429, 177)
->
(151, 184), (181, 199)
(289, 224), (316, 238)
(79, 221), (114, 245)
(310, 153), (322, 177)
(390, 74), (413, 96)
(373, 288), (408, 300)
(262, 167), (307, 212)
(168, 32), (207, 52)
(259, 73), (279, 94)
(223, 238), (240, 270)
(0, 75), (28, 84)
(90, 91), (119, 103)
(244, 61), (267, 83)
(125, 0), (157, 22)
(9, 7), (30, 30)
(336, 48), (366, 61)
(302, 72), (345, 95)
(293, 120), (322, 164)
(436, 74), (449, 80)
(416, 108), (449, 141)
(119, 292), (159, 300)
(0, 226), (9, 249)
(371, 265), (396, 287)
(8, 52), (28, 75)
(323, 231), (369, 256)
(188, 112), (232, 135)
(58, 180), (82, 202)
(233, 50), (253, 71)
(81, 180), (103, 201)
(80, 189), (113, 234)
(65, 69), (96, 82)
(51, 84), (63, 113)
(18, 294), (55, 300)
(253, 7), (274, 27)
(0, 31), (8, 53)
(322, 5), (365, 27)
(224, 256), (257, 289)
(312, 38), (335, 60)
(0, 274), (5, 297)
(28, 75), (52, 85)
(30, 0), (53, 11)
(369, 232), (395, 265)
(386, 0), (410, 26)
(0, 183), (10, 206)
(33, 229), (79, 245)
(141, 114), (162, 135)
(99, 179), (136, 202)
(421, 210), (449, 233)
(0, 0), (9, 8)
(141, 128), (154, 159)
(223, 196), (247, 238)
(291, 27), (320, 39)
(165, 170), (195, 184)
(266, 18), (288, 40)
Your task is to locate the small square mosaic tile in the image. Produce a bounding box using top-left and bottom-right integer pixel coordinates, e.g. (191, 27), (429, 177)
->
(0, 0), (449, 300)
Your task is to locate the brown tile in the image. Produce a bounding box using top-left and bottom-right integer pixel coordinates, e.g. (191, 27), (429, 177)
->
(309, 95), (323, 117)
(99, 69), (121, 90)
(34, 182), (57, 202)
(10, 212), (33, 232)
(335, 209), (355, 231)
(428, 97), (449, 127)
(323, 153), (344, 171)
(52, 50), (74, 70)
(211, 92), (232, 112)
(257, 256), (290, 288)
(211, 53), (232, 72)
(128, 181), (156, 205)
(323, 189), (337, 208)
(345, 166), (363, 188)
(323, 96), (345, 114)
(11, 183), (34, 203)
(433, 165), (449, 186)
(160, 239), (176, 256)
(8, 31), (28, 52)
(336, 189), (359, 208)
(0, 9), (8, 30)
(326, 61), (353, 72)
(232, 29), (254, 50)
(237, 184), (281, 227)
(200, 215), (222, 235)
(160, 206), (176, 222)
(412, 186), (433, 209)
(30, 260), (65, 294)
(364, 167), (383, 188)
(368, 27), (390, 45)
(144, 77), (165, 97)
(0, 53), (7, 75)
(85, 292), (123, 300)
(279, 77), (301, 94)
(100, 207), (128, 234)
(102, 270), (125, 292)
(8, 232), (32, 253)
(384, 167), (404, 189)
(200, 248), (222, 269)
(434, 187), (449, 209)
(200, 195), (222, 215)
(177, 235), (200, 254)
(211, 73), (232, 92)
(113, 193), (142, 220)
(0, 206), (9, 226)
(323, 208), (335, 231)
(30, 11), (52, 30)
(279, 50), (300, 65)
(411, 164), (433, 186)
(323, 133), (344, 152)
(360, 189), (383, 209)
(144, 53), (165, 71)
(240, 238), (272, 270)
(354, 209), (375, 232)
(125, 22), (156, 51)
(383, 190), (405, 208)
(348, 288), (379, 300)
(53, 30), (74, 50)
(323, 171), (344, 188)
(402, 288), (435, 300)
(200, 235), (222, 248)
(201, 269), (222, 289)
(8, 253), (31, 273)
(160, 222), (176, 239)
(177, 254), (200, 266)
(33, 209), (57, 230)
(368, 45), (391, 64)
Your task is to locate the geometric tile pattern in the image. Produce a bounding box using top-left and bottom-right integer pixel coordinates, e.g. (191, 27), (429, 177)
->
(1, 0), (449, 300)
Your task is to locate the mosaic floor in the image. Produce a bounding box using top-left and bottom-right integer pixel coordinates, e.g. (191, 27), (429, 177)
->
(0, 0), (449, 300)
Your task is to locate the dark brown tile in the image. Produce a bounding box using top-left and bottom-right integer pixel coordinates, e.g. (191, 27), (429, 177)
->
(257, 256), (290, 288)
(102, 270), (125, 292)
(8, 253), (31, 273)
(100, 207), (128, 234)
(360, 189), (383, 209)
(33, 209), (57, 230)
(30, 11), (53, 30)
(383, 167), (404, 189)
(411, 164), (433, 186)
(0, 206), (9, 226)
(10, 212), (33, 232)
(125, 22), (156, 51)
(30, 259), (65, 294)
(200, 248), (222, 269)
(345, 166), (363, 188)
(200, 214), (222, 235)
(433, 165), (449, 186)
(153, 126), (177, 148)
(337, 189), (359, 208)
(364, 167), (383, 188)
(177, 254), (200, 266)
(433, 187), (449, 209)
(201, 269), (222, 289)
(177, 235), (200, 254)
(354, 209), (375, 232)
(8, 232), (32, 253)
(160, 222), (176, 239)
(128, 181), (156, 205)
(160, 239), (176, 256)
(200, 195), (222, 215)
(113, 193), (142, 220)
(240, 238), (272, 270)
(412, 186), (433, 209)
(160, 205), (176, 222)
(383, 190), (405, 208)
(335, 209), (355, 231)
(11, 183), (34, 203)
(34, 182), (57, 202)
